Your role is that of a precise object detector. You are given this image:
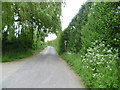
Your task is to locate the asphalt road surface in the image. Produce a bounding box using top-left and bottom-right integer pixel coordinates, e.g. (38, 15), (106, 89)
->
(1, 46), (84, 88)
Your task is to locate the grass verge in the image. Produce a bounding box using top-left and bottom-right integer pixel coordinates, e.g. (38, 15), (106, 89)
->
(61, 40), (119, 88)
(2, 46), (44, 62)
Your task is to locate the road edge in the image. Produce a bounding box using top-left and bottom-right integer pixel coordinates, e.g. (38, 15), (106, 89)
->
(56, 53), (86, 88)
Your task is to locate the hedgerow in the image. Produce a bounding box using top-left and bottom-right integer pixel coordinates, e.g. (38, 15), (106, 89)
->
(49, 2), (119, 88)
(62, 40), (119, 88)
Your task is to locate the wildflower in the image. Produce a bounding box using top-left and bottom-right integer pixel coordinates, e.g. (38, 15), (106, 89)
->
(107, 49), (111, 53)
(97, 62), (102, 64)
(93, 73), (97, 77)
(110, 68), (112, 70)
(96, 54), (100, 57)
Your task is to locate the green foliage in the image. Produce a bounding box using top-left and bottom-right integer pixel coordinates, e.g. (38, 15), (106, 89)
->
(57, 2), (119, 54)
(3, 49), (33, 62)
(50, 2), (119, 88)
(56, 2), (92, 53)
(2, 44), (44, 62)
(2, 2), (62, 62)
(81, 2), (120, 49)
(47, 31), (64, 54)
(62, 40), (119, 88)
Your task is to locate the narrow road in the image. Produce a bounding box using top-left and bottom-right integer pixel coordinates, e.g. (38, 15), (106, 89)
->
(1, 46), (84, 88)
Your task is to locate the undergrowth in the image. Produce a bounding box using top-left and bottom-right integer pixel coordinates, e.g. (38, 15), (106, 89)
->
(61, 40), (119, 88)
(2, 45), (45, 62)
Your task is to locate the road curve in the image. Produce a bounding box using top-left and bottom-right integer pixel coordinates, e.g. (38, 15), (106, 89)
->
(2, 46), (84, 88)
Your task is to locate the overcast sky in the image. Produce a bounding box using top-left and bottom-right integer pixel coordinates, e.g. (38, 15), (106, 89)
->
(45, 0), (87, 42)
(61, 0), (87, 30)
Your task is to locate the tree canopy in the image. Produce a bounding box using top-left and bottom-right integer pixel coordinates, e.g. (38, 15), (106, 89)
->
(2, 2), (62, 50)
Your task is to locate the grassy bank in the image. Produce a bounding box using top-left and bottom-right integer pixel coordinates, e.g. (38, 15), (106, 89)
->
(49, 38), (119, 88)
(2, 46), (45, 62)
(61, 40), (119, 88)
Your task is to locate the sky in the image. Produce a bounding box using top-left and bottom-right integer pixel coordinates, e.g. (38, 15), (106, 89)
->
(45, 0), (87, 42)
(61, 0), (87, 30)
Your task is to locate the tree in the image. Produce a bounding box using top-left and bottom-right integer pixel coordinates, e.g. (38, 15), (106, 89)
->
(2, 2), (62, 51)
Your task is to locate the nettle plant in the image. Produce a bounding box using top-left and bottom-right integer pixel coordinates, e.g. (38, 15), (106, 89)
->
(80, 40), (119, 88)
